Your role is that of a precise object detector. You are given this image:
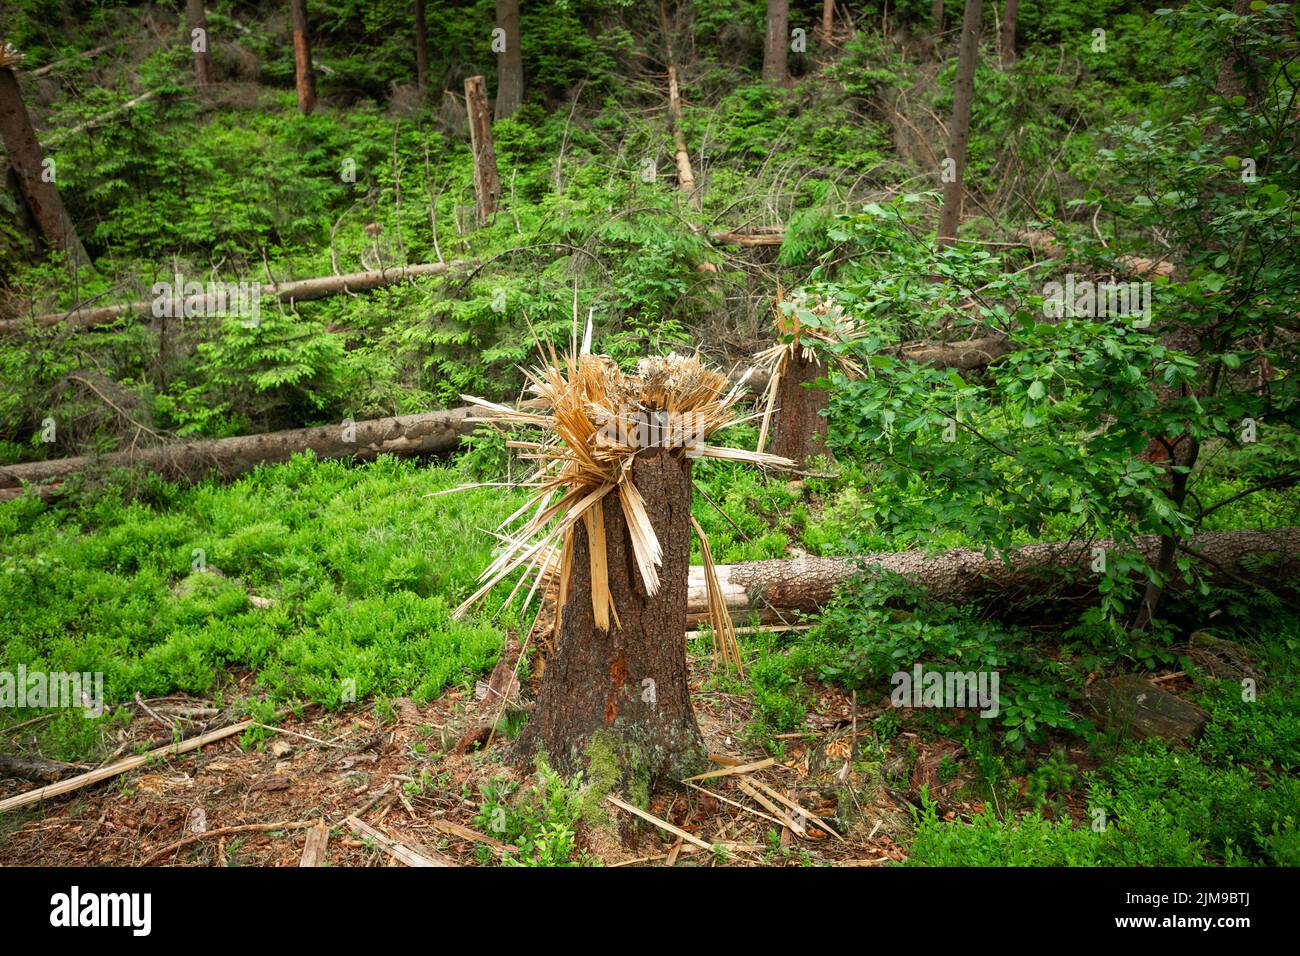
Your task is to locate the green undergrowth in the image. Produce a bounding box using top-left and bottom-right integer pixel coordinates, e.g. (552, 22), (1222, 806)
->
(0, 453), (523, 758)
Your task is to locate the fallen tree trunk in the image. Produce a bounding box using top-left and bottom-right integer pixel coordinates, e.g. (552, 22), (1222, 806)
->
(666, 65), (698, 207)
(1, 260), (472, 334)
(0, 407), (476, 500)
(708, 229), (785, 246)
(684, 529), (1300, 620)
(0, 358), (1010, 500)
(896, 333), (1010, 369)
(41, 90), (160, 149)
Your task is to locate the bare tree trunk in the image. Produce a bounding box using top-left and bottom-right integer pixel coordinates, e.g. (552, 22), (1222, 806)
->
(936, 0), (982, 249)
(0, 408), (477, 498)
(0, 62), (89, 268)
(999, 0), (1018, 66)
(465, 75), (500, 222)
(494, 0), (523, 120)
(770, 350), (831, 465)
(762, 0), (789, 85)
(414, 0), (430, 95)
(513, 450), (706, 789)
(821, 0), (834, 42)
(932, 0), (945, 33)
(1, 260), (468, 334)
(289, 0), (317, 115)
(186, 0), (215, 88)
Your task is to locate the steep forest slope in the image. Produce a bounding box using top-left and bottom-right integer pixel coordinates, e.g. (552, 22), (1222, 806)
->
(0, 1), (1298, 868)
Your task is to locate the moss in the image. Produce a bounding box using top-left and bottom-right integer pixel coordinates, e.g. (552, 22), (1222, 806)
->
(580, 732), (621, 825)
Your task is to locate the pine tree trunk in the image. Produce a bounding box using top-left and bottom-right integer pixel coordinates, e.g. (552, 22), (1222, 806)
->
(936, 0), (982, 248)
(762, 0), (789, 85)
(771, 350), (831, 465)
(932, 0), (945, 33)
(494, 0), (523, 120)
(999, 0), (1018, 66)
(513, 450), (706, 791)
(414, 0), (430, 95)
(187, 0), (215, 88)
(290, 0), (317, 115)
(465, 76), (500, 222)
(0, 65), (89, 268)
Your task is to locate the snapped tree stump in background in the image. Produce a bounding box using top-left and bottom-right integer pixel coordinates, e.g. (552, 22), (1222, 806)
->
(289, 0), (317, 115)
(465, 75), (500, 223)
(770, 348), (831, 465)
(513, 449), (705, 789)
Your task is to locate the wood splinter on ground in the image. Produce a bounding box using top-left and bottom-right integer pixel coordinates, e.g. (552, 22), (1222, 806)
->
(344, 816), (456, 867)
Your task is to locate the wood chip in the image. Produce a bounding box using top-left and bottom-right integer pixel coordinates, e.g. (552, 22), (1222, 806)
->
(605, 794), (712, 851)
(684, 757), (776, 781)
(746, 777), (844, 842)
(426, 818), (508, 852)
(345, 816), (455, 867)
(299, 820), (330, 867)
(737, 778), (801, 834)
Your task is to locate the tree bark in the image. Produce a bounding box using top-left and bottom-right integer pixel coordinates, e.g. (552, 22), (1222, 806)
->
(932, 0), (945, 33)
(770, 349), (831, 465)
(187, 0), (215, 88)
(0, 407), (477, 498)
(821, 0), (835, 43)
(289, 0), (317, 115)
(414, 0), (430, 95)
(936, 0), (982, 249)
(465, 76), (500, 222)
(0, 64), (90, 268)
(683, 529), (1300, 620)
(762, 0), (789, 85)
(1, 260), (470, 334)
(513, 450), (706, 790)
(494, 0), (523, 120)
(999, 0), (1018, 66)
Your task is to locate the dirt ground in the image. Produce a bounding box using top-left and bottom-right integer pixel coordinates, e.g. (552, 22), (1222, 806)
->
(0, 649), (1058, 867)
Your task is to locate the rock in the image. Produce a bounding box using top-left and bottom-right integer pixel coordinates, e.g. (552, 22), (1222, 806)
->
(1086, 674), (1207, 742)
(270, 740), (293, 759)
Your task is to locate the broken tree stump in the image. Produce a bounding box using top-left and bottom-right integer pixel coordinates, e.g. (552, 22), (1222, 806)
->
(511, 449), (706, 789)
(464, 75), (500, 223)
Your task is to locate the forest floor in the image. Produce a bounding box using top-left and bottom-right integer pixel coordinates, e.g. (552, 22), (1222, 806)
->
(1, 623), (1126, 868)
(0, 649), (928, 867)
